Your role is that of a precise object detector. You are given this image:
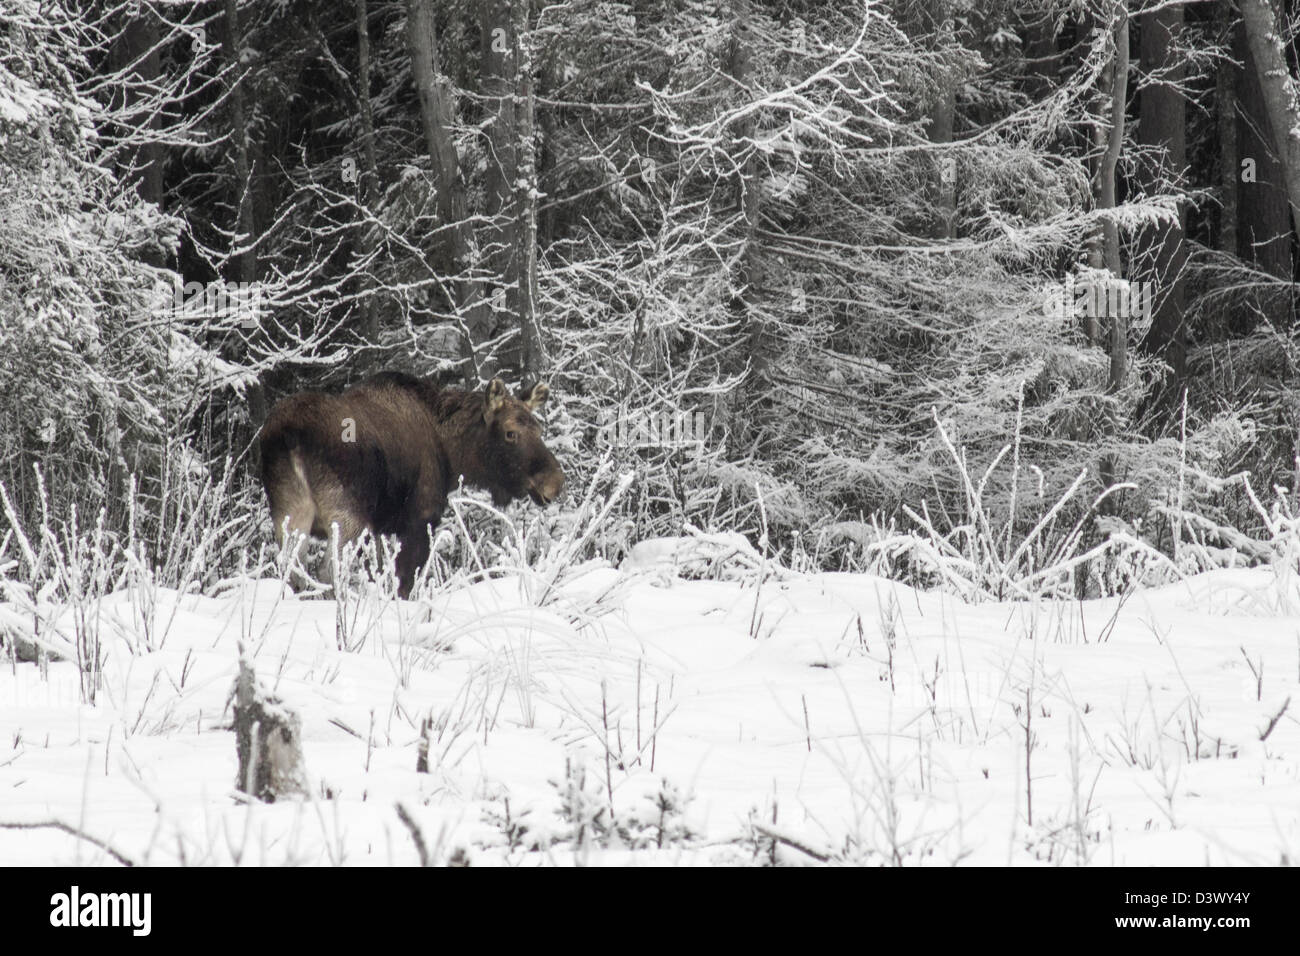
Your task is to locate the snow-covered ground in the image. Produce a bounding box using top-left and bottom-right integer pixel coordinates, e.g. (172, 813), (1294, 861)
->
(2, 548), (1298, 866)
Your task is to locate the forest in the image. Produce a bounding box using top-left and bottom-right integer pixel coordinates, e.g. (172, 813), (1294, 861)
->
(4, 0), (1299, 586)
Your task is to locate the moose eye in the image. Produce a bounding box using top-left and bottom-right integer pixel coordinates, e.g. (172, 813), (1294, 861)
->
(505, 429), (518, 442)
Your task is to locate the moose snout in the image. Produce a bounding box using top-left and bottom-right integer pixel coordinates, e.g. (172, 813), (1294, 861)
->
(530, 466), (565, 506)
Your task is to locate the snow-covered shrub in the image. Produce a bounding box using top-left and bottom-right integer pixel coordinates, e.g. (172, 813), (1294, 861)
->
(0, 6), (262, 594)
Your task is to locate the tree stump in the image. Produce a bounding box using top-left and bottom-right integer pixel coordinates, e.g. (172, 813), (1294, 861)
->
(233, 653), (308, 802)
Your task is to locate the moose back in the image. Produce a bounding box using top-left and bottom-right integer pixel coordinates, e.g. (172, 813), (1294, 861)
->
(259, 372), (565, 596)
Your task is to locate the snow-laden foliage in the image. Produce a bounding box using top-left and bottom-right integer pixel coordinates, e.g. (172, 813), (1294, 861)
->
(524, 3), (1195, 568)
(0, 0), (1286, 606)
(0, 5), (257, 581)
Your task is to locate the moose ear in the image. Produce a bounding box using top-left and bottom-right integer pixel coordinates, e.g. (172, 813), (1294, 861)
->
(522, 383), (550, 411)
(485, 378), (508, 419)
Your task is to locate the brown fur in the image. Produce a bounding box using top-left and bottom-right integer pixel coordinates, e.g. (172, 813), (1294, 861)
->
(260, 372), (564, 596)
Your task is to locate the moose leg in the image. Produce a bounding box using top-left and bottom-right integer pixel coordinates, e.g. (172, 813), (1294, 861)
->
(395, 519), (435, 599)
(396, 474), (446, 598)
(314, 509), (368, 592)
(268, 452), (317, 549)
(267, 460), (317, 591)
(272, 511), (316, 592)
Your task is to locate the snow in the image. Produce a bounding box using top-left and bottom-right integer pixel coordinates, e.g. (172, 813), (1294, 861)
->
(0, 63), (58, 126)
(1, 562), (1297, 866)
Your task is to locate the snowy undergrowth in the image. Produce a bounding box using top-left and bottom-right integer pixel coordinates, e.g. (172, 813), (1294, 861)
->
(1, 518), (1298, 865)
(1, 460), (1299, 866)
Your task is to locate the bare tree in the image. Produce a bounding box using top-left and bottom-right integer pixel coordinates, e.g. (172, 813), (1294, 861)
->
(481, 0), (545, 379)
(1137, 0), (1187, 390)
(407, 0), (492, 381)
(1240, 0), (1300, 241)
(223, 0), (257, 285)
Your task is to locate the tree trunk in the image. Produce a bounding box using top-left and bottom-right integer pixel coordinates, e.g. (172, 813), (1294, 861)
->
(223, 0), (256, 285)
(727, 1), (765, 434)
(1020, 8), (1060, 100)
(355, 0), (380, 340)
(406, 0), (492, 382)
(1106, 11), (1129, 395)
(1089, 5), (1127, 378)
(1084, 2), (1129, 580)
(1217, 0), (1238, 255)
(1240, 0), (1300, 241)
(110, 6), (164, 213)
(481, 0), (516, 353)
(926, 8), (957, 239)
(1136, 1), (1186, 390)
(512, 0), (544, 379)
(1235, 13), (1292, 326)
(1085, 42), (1112, 347)
(480, 0), (543, 379)
(233, 655), (308, 802)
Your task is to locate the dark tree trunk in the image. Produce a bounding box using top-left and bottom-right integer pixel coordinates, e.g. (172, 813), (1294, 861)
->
(110, 7), (164, 214)
(480, 0), (516, 348)
(727, 1), (765, 440)
(1088, 7), (1127, 372)
(1240, 0), (1300, 240)
(1106, 11), (1129, 393)
(355, 0), (381, 340)
(925, 7), (957, 239)
(480, 0), (544, 379)
(1020, 8), (1060, 99)
(512, 0), (543, 379)
(1217, 0), (1239, 255)
(406, 0), (492, 381)
(223, 0), (256, 285)
(1136, 2), (1187, 392)
(1235, 11), (1293, 285)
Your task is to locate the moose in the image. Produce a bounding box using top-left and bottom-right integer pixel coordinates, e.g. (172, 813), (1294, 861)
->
(259, 372), (565, 597)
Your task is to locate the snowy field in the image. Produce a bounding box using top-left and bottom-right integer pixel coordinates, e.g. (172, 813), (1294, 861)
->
(2, 536), (1298, 867)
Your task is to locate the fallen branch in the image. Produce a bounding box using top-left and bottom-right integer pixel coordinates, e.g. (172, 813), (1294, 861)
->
(395, 802), (430, 867)
(750, 823), (831, 863)
(0, 819), (136, 866)
(1260, 696), (1290, 743)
